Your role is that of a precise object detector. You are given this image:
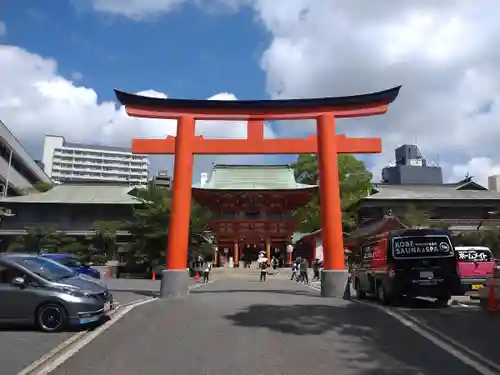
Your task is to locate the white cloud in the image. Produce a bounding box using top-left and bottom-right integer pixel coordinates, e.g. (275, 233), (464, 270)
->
(449, 158), (500, 187)
(85, 0), (500, 185)
(0, 22), (6, 37)
(246, 0), (500, 185)
(0, 45), (277, 181)
(88, 0), (245, 20)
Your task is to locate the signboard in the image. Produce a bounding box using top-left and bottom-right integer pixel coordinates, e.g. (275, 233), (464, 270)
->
(392, 235), (454, 259)
(457, 249), (492, 262)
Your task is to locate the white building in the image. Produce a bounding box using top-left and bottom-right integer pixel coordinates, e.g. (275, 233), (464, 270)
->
(488, 175), (500, 192)
(42, 135), (149, 185)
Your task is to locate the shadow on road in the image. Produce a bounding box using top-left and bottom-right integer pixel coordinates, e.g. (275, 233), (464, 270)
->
(225, 302), (478, 375)
(192, 288), (319, 298)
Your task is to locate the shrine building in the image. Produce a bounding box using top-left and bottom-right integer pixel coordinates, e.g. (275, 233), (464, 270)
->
(192, 164), (317, 267)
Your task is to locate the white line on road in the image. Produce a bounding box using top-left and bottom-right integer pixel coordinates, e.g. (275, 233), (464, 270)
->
(18, 280), (215, 375)
(362, 301), (500, 375)
(293, 280), (499, 374)
(17, 298), (156, 375)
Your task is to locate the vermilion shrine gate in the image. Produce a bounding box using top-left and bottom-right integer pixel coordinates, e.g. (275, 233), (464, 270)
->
(115, 86), (401, 298)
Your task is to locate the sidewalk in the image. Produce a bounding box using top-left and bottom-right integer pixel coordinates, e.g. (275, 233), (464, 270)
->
(51, 280), (477, 375)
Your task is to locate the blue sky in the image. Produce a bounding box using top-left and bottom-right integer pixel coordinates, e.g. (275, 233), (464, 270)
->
(2, 1), (268, 101)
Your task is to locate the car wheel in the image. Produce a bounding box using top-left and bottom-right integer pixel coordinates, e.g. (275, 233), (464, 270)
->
(377, 283), (392, 305)
(36, 303), (68, 332)
(355, 279), (366, 299)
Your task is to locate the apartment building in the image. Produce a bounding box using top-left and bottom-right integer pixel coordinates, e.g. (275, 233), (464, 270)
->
(42, 135), (149, 185)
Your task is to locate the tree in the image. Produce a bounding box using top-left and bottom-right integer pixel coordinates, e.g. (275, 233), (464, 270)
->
(292, 154), (373, 232)
(8, 225), (58, 253)
(124, 185), (171, 265)
(88, 221), (120, 260)
(401, 205), (430, 228)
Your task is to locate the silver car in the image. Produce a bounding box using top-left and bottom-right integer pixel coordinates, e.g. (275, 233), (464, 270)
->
(0, 253), (114, 332)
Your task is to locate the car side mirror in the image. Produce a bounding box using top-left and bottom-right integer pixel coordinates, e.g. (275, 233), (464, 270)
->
(11, 277), (25, 287)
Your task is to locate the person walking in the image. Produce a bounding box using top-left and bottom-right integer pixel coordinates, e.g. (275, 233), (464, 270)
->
(313, 259), (320, 282)
(203, 261), (212, 283)
(259, 261), (268, 282)
(290, 260), (298, 281)
(299, 258), (309, 285)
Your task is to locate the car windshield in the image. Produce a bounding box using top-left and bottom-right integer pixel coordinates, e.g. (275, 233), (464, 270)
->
(11, 256), (76, 282)
(457, 249), (493, 262)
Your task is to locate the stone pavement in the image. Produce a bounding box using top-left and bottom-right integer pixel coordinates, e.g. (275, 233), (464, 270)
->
(51, 280), (482, 375)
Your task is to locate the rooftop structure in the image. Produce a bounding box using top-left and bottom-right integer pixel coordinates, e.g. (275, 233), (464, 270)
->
(0, 184), (143, 205)
(0, 120), (52, 195)
(381, 144), (443, 185)
(42, 135), (150, 185)
(193, 164), (317, 191)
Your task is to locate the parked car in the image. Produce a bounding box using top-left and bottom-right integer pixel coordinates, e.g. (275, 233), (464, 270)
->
(0, 253), (113, 332)
(455, 246), (496, 294)
(41, 253), (101, 279)
(350, 228), (462, 306)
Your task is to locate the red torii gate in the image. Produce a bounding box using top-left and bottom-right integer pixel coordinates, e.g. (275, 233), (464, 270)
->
(115, 86), (401, 298)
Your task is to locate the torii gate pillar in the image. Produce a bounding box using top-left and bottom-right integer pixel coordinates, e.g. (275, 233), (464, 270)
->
(115, 86), (401, 298)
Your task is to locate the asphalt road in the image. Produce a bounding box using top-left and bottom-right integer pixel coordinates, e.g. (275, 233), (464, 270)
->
(1, 290), (151, 375)
(49, 280), (484, 375)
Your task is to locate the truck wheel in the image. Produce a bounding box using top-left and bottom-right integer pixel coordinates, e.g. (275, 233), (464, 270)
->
(435, 295), (450, 307)
(377, 283), (392, 305)
(355, 279), (366, 299)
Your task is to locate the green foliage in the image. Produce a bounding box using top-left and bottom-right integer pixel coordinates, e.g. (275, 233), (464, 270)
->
(123, 185), (171, 265)
(33, 182), (53, 192)
(402, 205), (430, 228)
(87, 220), (120, 260)
(190, 201), (210, 235)
(453, 229), (500, 258)
(7, 225), (88, 254)
(292, 154), (373, 232)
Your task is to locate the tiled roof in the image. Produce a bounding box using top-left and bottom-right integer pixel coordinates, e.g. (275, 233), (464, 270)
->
(0, 184), (144, 204)
(193, 164), (318, 190)
(366, 182), (500, 201)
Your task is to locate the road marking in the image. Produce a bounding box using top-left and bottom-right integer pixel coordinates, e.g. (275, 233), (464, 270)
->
(18, 280), (214, 375)
(17, 298), (156, 375)
(362, 301), (500, 375)
(292, 280), (499, 373)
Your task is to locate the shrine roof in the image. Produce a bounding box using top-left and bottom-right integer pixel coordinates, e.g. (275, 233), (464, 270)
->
(115, 86), (401, 113)
(193, 164), (318, 191)
(367, 180), (500, 201)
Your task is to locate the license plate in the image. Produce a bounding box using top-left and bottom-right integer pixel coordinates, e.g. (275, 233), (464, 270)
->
(471, 284), (483, 290)
(104, 301), (111, 311)
(420, 271), (434, 278)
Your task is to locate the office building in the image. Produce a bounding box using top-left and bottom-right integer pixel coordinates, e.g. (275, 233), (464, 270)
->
(42, 135), (149, 185)
(151, 170), (172, 189)
(381, 144), (443, 185)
